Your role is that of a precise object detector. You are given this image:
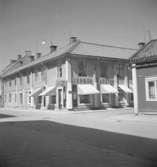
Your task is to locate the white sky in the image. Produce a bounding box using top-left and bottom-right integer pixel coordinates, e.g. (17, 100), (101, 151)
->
(0, 0), (157, 71)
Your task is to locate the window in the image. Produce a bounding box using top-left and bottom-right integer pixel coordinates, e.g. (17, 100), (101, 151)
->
(100, 62), (108, 78)
(19, 76), (23, 86)
(15, 79), (16, 86)
(9, 81), (12, 87)
(27, 75), (30, 84)
(9, 93), (11, 103)
(50, 95), (56, 104)
(20, 93), (23, 104)
(102, 94), (109, 103)
(57, 65), (62, 78)
(15, 94), (16, 103)
(41, 70), (46, 81)
(35, 72), (38, 81)
(78, 61), (87, 76)
(145, 77), (157, 101)
(79, 95), (90, 104)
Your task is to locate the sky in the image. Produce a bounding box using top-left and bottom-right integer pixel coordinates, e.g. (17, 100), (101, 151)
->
(0, 0), (157, 71)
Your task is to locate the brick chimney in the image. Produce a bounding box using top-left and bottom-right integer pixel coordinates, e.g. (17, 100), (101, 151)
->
(25, 50), (31, 56)
(36, 52), (42, 59)
(50, 45), (57, 53)
(69, 37), (78, 44)
(17, 54), (22, 59)
(138, 42), (145, 49)
(10, 59), (16, 64)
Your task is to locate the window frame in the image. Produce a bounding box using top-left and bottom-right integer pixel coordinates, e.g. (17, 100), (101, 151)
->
(79, 95), (90, 104)
(145, 76), (157, 101)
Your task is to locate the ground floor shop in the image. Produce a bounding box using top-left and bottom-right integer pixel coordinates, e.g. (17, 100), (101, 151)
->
(3, 81), (133, 110)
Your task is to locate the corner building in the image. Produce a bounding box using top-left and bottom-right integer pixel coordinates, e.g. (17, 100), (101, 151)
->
(1, 37), (135, 110)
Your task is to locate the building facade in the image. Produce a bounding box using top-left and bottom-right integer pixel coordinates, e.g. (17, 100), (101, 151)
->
(1, 37), (135, 110)
(131, 39), (157, 113)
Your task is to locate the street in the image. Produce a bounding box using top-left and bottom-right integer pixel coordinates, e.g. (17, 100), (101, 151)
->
(0, 120), (157, 167)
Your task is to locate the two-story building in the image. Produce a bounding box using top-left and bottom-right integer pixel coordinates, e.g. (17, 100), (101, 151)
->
(0, 37), (135, 110)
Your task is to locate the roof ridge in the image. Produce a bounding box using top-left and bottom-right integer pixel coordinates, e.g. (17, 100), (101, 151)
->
(80, 41), (137, 51)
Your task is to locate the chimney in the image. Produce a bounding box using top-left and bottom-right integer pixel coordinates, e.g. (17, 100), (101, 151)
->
(17, 54), (22, 59)
(138, 42), (145, 49)
(36, 52), (42, 59)
(50, 45), (57, 53)
(69, 37), (78, 44)
(10, 59), (16, 64)
(25, 50), (31, 56)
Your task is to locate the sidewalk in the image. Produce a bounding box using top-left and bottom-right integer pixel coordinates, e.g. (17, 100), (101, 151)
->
(0, 107), (157, 139)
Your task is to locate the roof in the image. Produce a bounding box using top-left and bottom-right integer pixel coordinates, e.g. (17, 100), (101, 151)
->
(131, 39), (157, 59)
(1, 39), (136, 78)
(71, 41), (136, 59)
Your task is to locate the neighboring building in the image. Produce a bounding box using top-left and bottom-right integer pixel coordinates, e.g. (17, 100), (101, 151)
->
(131, 39), (157, 113)
(0, 37), (135, 110)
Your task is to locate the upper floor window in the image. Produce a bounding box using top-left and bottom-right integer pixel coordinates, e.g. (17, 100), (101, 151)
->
(26, 75), (30, 84)
(78, 61), (87, 76)
(57, 65), (62, 78)
(35, 72), (39, 81)
(100, 62), (108, 78)
(19, 76), (23, 86)
(41, 69), (47, 81)
(9, 81), (12, 87)
(145, 77), (157, 101)
(118, 64), (125, 79)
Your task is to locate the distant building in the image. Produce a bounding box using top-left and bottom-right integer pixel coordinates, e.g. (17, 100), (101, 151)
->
(131, 39), (157, 113)
(0, 37), (135, 110)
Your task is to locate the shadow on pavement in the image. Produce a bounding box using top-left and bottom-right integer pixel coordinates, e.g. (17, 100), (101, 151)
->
(0, 120), (156, 167)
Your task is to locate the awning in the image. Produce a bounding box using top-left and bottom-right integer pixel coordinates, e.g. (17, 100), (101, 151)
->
(119, 85), (132, 93)
(78, 84), (99, 95)
(30, 87), (43, 97)
(100, 84), (118, 94)
(39, 86), (56, 96)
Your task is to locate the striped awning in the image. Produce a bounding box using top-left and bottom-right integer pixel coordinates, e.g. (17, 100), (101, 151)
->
(119, 85), (132, 93)
(78, 84), (99, 95)
(39, 86), (56, 96)
(30, 87), (43, 96)
(100, 84), (118, 94)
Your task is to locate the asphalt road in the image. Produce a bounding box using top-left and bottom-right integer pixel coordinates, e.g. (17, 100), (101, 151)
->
(0, 120), (157, 167)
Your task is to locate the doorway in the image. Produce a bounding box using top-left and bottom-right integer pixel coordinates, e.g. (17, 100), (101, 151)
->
(58, 89), (62, 109)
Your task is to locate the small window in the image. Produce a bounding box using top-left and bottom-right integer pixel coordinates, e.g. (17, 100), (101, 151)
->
(145, 77), (157, 101)
(102, 94), (109, 103)
(80, 95), (90, 104)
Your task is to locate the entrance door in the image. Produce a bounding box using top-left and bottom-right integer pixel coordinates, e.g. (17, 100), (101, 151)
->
(58, 89), (62, 109)
(72, 85), (78, 108)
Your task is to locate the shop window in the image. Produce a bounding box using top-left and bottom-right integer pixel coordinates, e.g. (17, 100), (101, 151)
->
(50, 95), (56, 104)
(102, 94), (109, 103)
(79, 95), (90, 104)
(38, 96), (42, 104)
(145, 77), (157, 101)
(20, 93), (23, 104)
